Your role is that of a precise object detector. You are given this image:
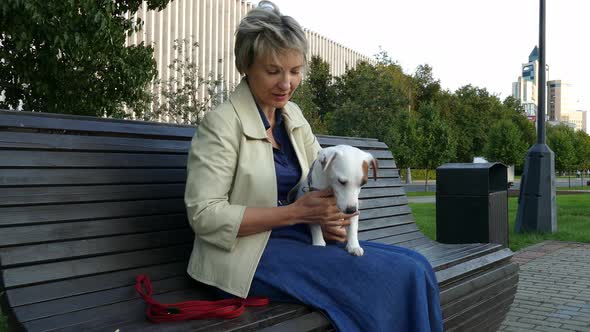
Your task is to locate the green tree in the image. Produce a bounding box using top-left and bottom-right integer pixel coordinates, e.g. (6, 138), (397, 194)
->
(385, 110), (420, 183)
(328, 60), (408, 140)
(291, 79), (327, 134)
(306, 55), (336, 120)
(0, 0), (169, 117)
(574, 130), (590, 185)
(145, 39), (226, 125)
(450, 85), (506, 162)
(415, 103), (456, 189)
(483, 119), (528, 167)
(412, 64), (441, 111)
(547, 124), (578, 186)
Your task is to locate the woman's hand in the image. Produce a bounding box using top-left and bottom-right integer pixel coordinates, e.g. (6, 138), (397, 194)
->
(291, 189), (357, 242)
(321, 222), (349, 243)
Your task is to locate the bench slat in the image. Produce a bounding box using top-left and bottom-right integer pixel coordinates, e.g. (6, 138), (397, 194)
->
(22, 292), (306, 332)
(0, 110), (196, 137)
(0, 169), (186, 186)
(0, 215), (187, 247)
(0, 150), (188, 168)
(317, 136), (387, 149)
(0, 169), (399, 186)
(0, 229), (193, 267)
(435, 249), (513, 286)
(0, 131), (191, 153)
(0, 199), (185, 226)
(5, 262), (188, 307)
(0, 184), (186, 206)
(2, 244), (192, 288)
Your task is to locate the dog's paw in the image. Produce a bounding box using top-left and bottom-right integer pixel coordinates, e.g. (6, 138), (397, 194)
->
(346, 245), (364, 256)
(312, 238), (327, 246)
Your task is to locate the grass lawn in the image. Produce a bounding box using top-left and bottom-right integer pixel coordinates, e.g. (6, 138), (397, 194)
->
(406, 191), (436, 197)
(411, 193), (590, 252)
(558, 186), (590, 191)
(1, 309), (5, 332)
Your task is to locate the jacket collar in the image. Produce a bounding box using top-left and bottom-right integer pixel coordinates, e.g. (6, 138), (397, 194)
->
(229, 78), (306, 139)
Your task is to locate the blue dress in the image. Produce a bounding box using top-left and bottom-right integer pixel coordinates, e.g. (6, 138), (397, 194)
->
(243, 108), (444, 332)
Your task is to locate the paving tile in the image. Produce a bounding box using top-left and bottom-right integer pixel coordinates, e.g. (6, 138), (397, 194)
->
(502, 241), (590, 332)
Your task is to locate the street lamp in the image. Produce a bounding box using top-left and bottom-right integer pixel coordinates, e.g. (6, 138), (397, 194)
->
(515, 0), (557, 233)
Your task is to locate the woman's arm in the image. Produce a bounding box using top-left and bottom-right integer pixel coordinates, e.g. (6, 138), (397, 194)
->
(238, 189), (357, 237)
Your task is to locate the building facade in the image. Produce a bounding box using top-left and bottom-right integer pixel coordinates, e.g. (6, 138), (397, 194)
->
(547, 80), (574, 122)
(512, 46), (549, 120)
(126, 0), (374, 103)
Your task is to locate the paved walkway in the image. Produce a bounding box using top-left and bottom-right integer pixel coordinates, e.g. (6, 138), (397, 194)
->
(499, 241), (590, 332)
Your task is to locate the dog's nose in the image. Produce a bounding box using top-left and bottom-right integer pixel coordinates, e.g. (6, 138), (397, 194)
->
(345, 206), (357, 214)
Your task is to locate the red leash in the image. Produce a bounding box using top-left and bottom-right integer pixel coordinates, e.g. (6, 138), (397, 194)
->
(135, 275), (270, 323)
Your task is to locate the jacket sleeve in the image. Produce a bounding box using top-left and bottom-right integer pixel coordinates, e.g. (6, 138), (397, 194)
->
(184, 109), (245, 252)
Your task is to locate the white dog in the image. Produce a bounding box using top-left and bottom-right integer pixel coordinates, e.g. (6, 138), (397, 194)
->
(290, 145), (378, 256)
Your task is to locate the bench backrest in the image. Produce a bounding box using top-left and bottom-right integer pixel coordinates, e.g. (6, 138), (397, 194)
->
(0, 110), (422, 295)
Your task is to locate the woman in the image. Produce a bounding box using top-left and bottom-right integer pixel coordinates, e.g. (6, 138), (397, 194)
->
(184, 2), (443, 331)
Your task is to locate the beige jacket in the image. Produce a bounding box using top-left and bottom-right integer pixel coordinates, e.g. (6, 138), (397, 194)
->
(184, 79), (321, 298)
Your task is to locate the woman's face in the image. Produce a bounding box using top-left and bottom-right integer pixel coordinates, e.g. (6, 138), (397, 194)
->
(245, 49), (304, 112)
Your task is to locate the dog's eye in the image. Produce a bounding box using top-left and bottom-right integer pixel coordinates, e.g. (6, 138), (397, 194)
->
(338, 179), (347, 186)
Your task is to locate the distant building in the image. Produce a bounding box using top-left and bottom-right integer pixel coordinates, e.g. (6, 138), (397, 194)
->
(547, 80), (574, 121)
(512, 46), (549, 120)
(579, 110), (589, 134)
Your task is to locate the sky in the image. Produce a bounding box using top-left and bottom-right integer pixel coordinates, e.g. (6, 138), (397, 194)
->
(270, 0), (590, 110)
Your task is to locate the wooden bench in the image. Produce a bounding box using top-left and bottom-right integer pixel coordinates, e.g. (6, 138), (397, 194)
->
(0, 110), (518, 331)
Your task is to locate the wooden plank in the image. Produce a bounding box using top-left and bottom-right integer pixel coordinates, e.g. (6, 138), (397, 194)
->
(5, 262), (189, 306)
(441, 271), (518, 317)
(13, 275), (200, 322)
(443, 284), (517, 331)
(358, 205), (412, 221)
(0, 215), (188, 247)
(0, 229), (193, 267)
(430, 243), (502, 271)
(359, 223), (419, 241)
(439, 262), (518, 305)
(359, 186), (406, 198)
(22, 290), (306, 332)
(358, 213), (415, 231)
(257, 312), (330, 332)
(2, 244), (192, 288)
(0, 168), (186, 186)
(317, 136), (386, 149)
(0, 150), (188, 168)
(418, 244), (478, 262)
(0, 199), (185, 226)
(0, 184), (402, 209)
(0, 184), (185, 207)
(0, 131), (191, 153)
(435, 249), (514, 286)
(395, 237), (436, 250)
(359, 195), (408, 209)
(372, 230), (428, 246)
(0, 110), (196, 138)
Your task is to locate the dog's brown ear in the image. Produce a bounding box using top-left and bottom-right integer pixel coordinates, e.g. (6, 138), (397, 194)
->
(371, 156), (379, 181)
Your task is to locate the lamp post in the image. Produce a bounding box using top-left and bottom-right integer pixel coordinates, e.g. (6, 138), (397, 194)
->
(515, 0), (557, 233)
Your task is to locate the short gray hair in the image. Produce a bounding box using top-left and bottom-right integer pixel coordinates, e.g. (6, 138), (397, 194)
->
(234, 1), (308, 74)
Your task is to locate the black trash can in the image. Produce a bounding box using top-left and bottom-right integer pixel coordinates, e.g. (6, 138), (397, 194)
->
(436, 163), (509, 247)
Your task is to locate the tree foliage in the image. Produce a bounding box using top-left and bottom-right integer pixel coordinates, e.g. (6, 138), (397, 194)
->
(144, 39), (226, 125)
(414, 102), (456, 187)
(547, 124), (578, 174)
(327, 61), (408, 140)
(0, 0), (170, 117)
(483, 119), (529, 167)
